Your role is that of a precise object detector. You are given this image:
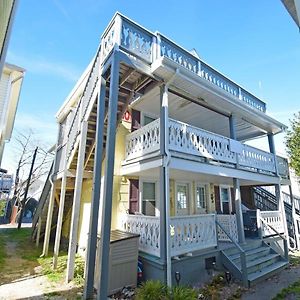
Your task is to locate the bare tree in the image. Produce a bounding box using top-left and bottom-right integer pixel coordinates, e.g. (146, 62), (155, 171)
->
(10, 130), (54, 223)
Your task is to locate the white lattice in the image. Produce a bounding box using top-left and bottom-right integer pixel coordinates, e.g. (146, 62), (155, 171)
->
(260, 211), (284, 236)
(101, 22), (116, 62)
(161, 38), (198, 73)
(168, 119), (236, 164)
(239, 145), (276, 173)
(120, 214), (160, 257)
(125, 119), (160, 160)
(216, 214), (238, 242)
(169, 214), (217, 256)
(121, 21), (153, 63)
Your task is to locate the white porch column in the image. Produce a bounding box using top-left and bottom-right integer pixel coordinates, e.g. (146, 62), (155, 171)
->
(229, 114), (245, 244)
(159, 84), (171, 286)
(53, 172), (68, 269)
(66, 120), (88, 282)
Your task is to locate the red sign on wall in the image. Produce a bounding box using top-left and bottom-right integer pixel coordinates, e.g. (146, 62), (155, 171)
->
(122, 110), (131, 123)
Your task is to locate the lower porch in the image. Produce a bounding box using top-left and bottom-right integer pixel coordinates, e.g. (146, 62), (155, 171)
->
(119, 212), (288, 286)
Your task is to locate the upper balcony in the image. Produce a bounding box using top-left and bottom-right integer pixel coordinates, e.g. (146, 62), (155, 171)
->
(101, 13), (268, 114)
(122, 118), (289, 182)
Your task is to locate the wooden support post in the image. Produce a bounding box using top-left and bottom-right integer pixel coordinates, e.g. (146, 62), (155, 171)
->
(83, 75), (106, 300)
(233, 178), (245, 244)
(42, 181), (56, 256)
(229, 115), (245, 244)
(97, 52), (120, 300)
(268, 133), (289, 240)
(159, 84), (171, 286)
(36, 216), (42, 247)
(290, 185), (300, 249)
(66, 121), (88, 282)
(53, 173), (67, 269)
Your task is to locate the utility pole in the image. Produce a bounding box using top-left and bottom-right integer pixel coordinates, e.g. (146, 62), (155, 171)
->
(18, 147), (38, 229)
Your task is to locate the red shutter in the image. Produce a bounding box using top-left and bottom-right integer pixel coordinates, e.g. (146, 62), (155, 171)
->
(214, 186), (221, 213)
(129, 179), (139, 214)
(131, 109), (141, 132)
(231, 188), (236, 213)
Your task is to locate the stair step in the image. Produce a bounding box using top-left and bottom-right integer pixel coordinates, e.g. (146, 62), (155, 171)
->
(246, 253), (280, 273)
(231, 246), (271, 263)
(248, 260), (288, 286)
(224, 240), (263, 256)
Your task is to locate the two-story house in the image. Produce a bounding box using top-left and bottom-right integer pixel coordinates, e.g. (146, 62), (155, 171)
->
(34, 13), (293, 298)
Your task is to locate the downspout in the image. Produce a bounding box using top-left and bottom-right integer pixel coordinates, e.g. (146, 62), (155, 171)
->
(163, 69), (179, 287)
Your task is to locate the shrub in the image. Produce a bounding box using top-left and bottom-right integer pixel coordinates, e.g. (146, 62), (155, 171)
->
(135, 280), (169, 300)
(135, 280), (198, 300)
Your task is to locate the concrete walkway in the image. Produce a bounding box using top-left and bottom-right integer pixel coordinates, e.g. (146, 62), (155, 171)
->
(241, 265), (300, 300)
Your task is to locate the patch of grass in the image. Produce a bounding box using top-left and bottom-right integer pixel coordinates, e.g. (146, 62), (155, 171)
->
(38, 253), (68, 282)
(135, 280), (199, 300)
(0, 200), (6, 216)
(74, 255), (85, 285)
(289, 252), (300, 267)
(0, 234), (7, 268)
(273, 279), (300, 300)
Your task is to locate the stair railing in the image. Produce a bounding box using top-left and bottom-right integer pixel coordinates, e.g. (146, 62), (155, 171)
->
(259, 217), (289, 260)
(216, 220), (248, 286)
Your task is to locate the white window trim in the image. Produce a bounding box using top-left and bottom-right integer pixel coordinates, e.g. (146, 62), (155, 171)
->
(219, 185), (232, 214)
(141, 111), (158, 126)
(175, 181), (192, 215)
(139, 178), (159, 216)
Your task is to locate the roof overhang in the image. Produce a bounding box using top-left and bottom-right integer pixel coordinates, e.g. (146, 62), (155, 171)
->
(281, 0), (300, 28)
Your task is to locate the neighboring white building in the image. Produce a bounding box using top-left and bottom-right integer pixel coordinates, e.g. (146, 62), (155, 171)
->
(0, 0), (18, 75)
(0, 63), (25, 164)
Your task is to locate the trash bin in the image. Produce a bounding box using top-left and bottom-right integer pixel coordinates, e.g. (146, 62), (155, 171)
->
(94, 229), (140, 295)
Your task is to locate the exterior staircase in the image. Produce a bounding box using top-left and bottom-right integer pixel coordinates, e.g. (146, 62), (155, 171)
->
(221, 239), (288, 287)
(32, 44), (158, 245)
(253, 186), (300, 243)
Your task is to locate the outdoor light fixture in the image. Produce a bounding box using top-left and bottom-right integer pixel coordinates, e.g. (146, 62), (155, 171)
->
(175, 271), (181, 286)
(225, 271), (232, 284)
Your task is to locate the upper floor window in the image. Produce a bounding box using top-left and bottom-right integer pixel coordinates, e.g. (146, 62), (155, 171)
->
(142, 181), (156, 216)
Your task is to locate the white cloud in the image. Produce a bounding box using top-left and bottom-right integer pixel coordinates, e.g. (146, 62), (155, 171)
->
(7, 51), (81, 82)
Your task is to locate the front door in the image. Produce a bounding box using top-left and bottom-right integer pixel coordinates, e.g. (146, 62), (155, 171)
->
(220, 186), (232, 214)
(176, 183), (189, 215)
(195, 184), (207, 214)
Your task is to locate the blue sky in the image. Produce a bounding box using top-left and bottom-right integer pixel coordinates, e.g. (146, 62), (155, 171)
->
(2, 0), (300, 172)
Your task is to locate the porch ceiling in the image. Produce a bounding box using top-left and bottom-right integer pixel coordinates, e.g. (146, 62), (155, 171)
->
(124, 165), (278, 187)
(131, 86), (268, 141)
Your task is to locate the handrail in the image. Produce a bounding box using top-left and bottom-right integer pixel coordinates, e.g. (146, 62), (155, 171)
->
(259, 217), (289, 259)
(216, 220), (248, 286)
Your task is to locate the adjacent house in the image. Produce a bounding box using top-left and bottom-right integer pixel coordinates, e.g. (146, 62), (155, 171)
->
(0, 63), (25, 164)
(34, 13), (294, 298)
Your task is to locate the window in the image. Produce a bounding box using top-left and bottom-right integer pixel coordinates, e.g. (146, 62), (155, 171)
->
(142, 113), (156, 126)
(196, 185), (206, 210)
(142, 182), (156, 216)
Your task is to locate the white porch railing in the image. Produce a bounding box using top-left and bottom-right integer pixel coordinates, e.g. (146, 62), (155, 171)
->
(125, 119), (160, 161)
(216, 214), (238, 242)
(120, 214), (160, 257)
(259, 210), (284, 237)
(120, 214), (240, 257)
(169, 214), (217, 256)
(125, 118), (280, 176)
